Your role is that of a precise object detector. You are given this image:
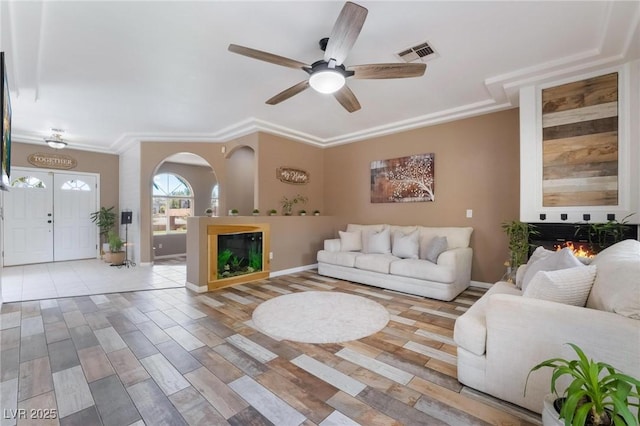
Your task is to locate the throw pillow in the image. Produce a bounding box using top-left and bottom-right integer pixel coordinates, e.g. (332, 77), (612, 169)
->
(366, 227), (391, 254)
(423, 236), (448, 263)
(521, 247), (584, 293)
(339, 230), (362, 252)
(515, 246), (554, 289)
(392, 230), (419, 259)
(523, 265), (597, 306)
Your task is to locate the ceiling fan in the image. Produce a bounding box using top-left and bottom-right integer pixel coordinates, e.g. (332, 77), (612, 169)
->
(228, 1), (427, 113)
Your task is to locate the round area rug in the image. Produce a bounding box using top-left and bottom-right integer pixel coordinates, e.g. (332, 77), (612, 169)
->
(252, 291), (389, 344)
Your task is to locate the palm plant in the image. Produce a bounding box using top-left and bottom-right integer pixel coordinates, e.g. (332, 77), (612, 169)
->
(526, 343), (640, 426)
(90, 206), (117, 247)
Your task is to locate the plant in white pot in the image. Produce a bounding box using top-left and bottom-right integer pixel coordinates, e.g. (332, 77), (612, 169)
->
(525, 343), (640, 426)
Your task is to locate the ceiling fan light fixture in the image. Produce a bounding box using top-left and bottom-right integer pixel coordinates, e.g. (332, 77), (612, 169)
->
(45, 131), (68, 149)
(309, 70), (345, 94)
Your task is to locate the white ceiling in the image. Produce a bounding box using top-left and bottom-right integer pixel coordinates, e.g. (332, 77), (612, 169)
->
(2, 1), (639, 154)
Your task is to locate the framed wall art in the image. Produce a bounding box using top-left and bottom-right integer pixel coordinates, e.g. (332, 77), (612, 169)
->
(371, 153), (434, 203)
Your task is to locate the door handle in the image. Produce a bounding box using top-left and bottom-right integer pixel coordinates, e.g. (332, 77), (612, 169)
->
(47, 220), (52, 223)
(48, 213), (52, 217)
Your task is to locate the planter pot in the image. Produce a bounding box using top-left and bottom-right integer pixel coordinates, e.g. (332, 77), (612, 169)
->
(300, 213), (306, 216)
(103, 252), (112, 263)
(110, 252), (126, 266)
(314, 213), (320, 216)
(252, 213), (259, 216)
(542, 395), (563, 426)
(269, 213), (277, 216)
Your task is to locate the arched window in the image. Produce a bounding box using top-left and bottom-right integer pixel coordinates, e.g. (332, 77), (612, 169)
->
(11, 176), (46, 189)
(210, 184), (219, 216)
(61, 179), (91, 191)
(152, 173), (194, 234)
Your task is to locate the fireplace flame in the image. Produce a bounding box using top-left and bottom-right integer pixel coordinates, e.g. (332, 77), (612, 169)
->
(554, 241), (595, 259)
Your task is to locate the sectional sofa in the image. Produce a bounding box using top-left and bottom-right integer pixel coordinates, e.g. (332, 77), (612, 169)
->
(317, 224), (474, 301)
(453, 239), (640, 413)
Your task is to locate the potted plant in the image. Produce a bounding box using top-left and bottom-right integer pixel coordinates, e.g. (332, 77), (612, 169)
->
(269, 209), (277, 216)
(280, 194), (308, 216)
(252, 209), (260, 216)
(525, 343), (640, 426)
(313, 210), (320, 216)
(299, 209), (306, 216)
(230, 209), (239, 216)
(204, 207), (214, 217)
(108, 231), (126, 265)
(501, 220), (539, 282)
(90, 206), (117, 258)
(575, 213), (635, 252)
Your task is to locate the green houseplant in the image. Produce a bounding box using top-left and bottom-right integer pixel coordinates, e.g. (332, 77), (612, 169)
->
(501, 220), (539, 280)
(575, 213), (635, 251)
(107, 231), (126, 265)
(525, 343), (640, 426)
(252, 208), (260, 216)
(268, 209), (277, 216)
(90, 206), (117, 255)
(280, 194), (307, 216)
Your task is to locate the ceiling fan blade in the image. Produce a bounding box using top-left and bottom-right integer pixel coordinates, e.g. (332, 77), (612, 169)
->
(228, 44), (309, 70)
(266, 81), (310, 105)
(324, 2), (368, 65)
(349, 63), (427, 79)
(333, 85), (361, 113)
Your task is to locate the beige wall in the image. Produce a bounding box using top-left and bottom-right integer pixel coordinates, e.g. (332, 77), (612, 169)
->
(323, 109), (521, 283)
(226, 146), (255, 215)
(256, 132), (325, 215)
(11, 142), (120, 214)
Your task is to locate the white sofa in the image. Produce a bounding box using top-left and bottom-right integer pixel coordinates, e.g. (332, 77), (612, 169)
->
(317, 224), (473, 301)
(453, 239), (640, 414)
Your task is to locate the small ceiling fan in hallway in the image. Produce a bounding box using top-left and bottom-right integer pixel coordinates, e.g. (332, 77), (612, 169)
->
(228, 1), (427, 113)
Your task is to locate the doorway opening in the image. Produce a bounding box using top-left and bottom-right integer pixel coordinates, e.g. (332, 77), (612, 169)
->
(2, 167), (99, 266)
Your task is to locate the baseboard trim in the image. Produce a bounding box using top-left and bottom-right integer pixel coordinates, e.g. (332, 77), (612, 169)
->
(185, 281), (207, 293)
(270, 264), (318, 278)
(138, 262), (153, 267)
(153, 253), (187, 260)
(470, 280), (493, 289)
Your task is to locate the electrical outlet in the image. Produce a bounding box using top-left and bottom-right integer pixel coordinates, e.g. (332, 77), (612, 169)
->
(269, 252), (273, 260)
(466, 209), (473, 218)
(158, 243), (163, 249)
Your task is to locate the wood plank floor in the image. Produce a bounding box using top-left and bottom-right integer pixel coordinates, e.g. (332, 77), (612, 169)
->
(0, 271), (542, 426)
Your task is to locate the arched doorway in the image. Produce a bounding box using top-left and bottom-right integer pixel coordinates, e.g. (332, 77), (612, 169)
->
(150, 153), (217, 261)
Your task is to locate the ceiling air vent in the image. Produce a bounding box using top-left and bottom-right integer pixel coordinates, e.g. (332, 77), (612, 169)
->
(396, 41), (438, 63)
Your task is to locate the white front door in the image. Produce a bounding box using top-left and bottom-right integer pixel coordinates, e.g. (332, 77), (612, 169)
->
(53, 173), (98, 261)
(2, 168), (99, 266)
(3, 170), (54, 266)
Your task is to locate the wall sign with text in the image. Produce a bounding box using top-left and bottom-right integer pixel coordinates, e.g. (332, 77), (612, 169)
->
(27, 153), (77, 170)
(276, 167), (309, 184)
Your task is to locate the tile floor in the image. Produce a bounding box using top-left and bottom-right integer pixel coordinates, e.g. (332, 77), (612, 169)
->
(0, 272), (542, 426)
(1, 259), (186, 303)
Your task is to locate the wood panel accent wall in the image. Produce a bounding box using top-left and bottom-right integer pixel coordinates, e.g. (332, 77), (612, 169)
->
(541, 73), (618, 206)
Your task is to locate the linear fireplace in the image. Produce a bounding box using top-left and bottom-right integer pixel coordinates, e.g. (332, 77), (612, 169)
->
(207, 223), (270, 290)
(529, 222), (638, 258)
